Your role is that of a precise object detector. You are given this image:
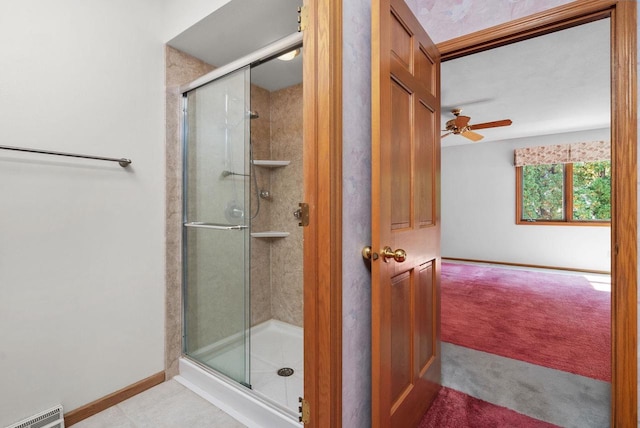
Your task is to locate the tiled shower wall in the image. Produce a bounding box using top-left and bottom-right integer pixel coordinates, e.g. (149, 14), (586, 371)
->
(165, 45), (304, 376)
(249, 85), (273, 326)
(250, 83), (304, 328)
(269, 84), (304, 328)
(165, 46), (214, 377)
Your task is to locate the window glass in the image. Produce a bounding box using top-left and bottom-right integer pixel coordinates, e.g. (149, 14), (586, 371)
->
(572, 160), (611, 221)
(521, 164), (564, 220)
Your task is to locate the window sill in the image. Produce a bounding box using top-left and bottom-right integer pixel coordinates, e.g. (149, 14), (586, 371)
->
(516, 220), (611, 227)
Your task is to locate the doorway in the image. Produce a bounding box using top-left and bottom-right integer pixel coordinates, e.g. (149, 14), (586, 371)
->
(436, 1), (637, 425)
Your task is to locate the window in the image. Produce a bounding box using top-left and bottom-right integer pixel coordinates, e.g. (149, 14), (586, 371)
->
(514, 142), (611, 226)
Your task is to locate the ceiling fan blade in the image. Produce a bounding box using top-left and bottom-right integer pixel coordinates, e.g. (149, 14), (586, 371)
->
(470, 119), (512, 130)
(441, 132), (452, 138)
(461, 130), (484, 142)
(455, 115), (471, 128)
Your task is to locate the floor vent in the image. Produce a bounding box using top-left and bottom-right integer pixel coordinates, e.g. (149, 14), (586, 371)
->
(6, 406), (64, 428)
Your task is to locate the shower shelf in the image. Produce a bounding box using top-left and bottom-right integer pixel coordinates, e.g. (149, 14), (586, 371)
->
(252, 160), (290, 167)
(250, 231), (290, 238)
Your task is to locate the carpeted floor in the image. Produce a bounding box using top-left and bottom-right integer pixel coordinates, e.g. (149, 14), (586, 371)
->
(441, 262), (610, 381)
(419, 387), (559, 428)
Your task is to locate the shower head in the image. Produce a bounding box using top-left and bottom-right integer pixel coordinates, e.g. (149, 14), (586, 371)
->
(249, 110), (259, 119)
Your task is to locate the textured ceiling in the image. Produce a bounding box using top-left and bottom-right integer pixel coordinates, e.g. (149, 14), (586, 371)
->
(441, 18), (610, 146)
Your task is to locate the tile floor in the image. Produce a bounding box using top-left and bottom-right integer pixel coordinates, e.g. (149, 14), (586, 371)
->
(75, 321), (303, 428)
(73, 380), (245, 428)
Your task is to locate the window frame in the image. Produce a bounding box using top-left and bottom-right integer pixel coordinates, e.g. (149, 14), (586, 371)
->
(515, 162), (611, 226)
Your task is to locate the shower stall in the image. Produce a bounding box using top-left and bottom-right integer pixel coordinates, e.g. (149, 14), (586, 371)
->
(179, 35), (304, 425)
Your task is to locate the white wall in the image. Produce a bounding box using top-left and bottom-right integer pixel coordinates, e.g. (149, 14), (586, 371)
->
(0, 2), (166, 425)
(442, 128), (611, 272)
(163, 0), (231, 41)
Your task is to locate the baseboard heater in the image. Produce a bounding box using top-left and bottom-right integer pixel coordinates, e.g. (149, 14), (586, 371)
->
(6, 405), (64, 428)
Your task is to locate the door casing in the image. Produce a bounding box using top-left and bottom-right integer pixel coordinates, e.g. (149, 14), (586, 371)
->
(302, 0), (343, 427)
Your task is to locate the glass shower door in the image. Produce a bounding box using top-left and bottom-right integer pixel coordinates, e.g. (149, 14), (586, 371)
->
(183, 66), (251, 386)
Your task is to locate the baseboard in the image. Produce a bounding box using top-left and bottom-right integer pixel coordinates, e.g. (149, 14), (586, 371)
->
(64, 371), (165, 426)
(443, 257), (611, 275)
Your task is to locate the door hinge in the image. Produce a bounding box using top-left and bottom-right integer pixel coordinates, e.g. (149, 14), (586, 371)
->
(294, 202), (310, 227)
(299, 397), (310, 424)
(297, 6), (309, 32)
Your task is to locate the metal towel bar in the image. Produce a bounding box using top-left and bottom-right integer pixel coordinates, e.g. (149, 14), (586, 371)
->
(0, 145), (132, 167)
(184, 222), (248, 230)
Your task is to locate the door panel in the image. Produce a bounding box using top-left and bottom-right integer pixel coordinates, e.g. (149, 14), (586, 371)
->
(390, 81), (412, 229)
(417, 261), (436, 372)
(390, 271), (412, 402)
(372, 0), (441, 426)
(391, 13), (413, 69)
(415, 101), (436, 227)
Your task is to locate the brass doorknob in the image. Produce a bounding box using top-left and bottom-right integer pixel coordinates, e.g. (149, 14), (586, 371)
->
(362, 246), (379, 261)
(381, 246), (407, 263)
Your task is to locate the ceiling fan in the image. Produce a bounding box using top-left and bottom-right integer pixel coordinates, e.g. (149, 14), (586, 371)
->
(442, 109), (512, 142)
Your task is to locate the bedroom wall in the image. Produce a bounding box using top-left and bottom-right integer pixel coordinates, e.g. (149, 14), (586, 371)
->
(441, 128), (612, 272)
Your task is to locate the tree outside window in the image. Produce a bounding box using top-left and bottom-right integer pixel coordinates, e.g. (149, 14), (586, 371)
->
(517, 160), (611, 225)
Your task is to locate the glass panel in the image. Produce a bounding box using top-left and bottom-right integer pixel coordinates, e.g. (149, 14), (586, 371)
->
(183, 67), (251, 386)
(572, 160), (611, 221)
(521, 164), (565, 220)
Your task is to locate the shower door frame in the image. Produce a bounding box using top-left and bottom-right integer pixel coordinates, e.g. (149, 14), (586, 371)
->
(181, 65), (252, 388)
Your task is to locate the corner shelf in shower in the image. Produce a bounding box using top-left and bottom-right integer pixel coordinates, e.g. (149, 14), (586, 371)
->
(250, 231), (290, 238)
(252, 160), (290, 167)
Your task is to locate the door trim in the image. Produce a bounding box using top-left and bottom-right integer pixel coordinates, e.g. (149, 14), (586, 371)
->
(437, 1), (637, 426)
(303, 0), (343, 426)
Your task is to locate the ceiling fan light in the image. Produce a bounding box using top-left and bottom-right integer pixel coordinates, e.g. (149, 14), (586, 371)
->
(278, 48), (300, 61)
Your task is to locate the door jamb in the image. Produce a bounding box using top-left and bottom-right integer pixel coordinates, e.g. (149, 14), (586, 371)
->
(303, 0), (343, 427)
(437, 1), (637, 426)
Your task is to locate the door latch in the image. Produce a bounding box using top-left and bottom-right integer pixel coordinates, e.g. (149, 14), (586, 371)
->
(293, 203), (310, 227)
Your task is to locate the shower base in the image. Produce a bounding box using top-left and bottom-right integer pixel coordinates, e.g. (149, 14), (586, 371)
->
(176, 319), (303, 427)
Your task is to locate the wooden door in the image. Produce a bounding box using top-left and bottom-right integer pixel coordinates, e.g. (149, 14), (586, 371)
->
(371, 0), (441, 426)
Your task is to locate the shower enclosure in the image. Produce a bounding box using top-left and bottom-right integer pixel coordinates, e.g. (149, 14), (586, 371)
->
(183, 66), (252, 387)
(180, 36), (304, 422)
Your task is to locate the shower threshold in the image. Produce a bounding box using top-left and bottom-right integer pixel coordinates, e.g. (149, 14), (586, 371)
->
(176, 358), (300, 428)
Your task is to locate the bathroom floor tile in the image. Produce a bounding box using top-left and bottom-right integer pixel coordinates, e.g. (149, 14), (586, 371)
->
(73, 405), (134, 428)
(73, 380), (246, 428)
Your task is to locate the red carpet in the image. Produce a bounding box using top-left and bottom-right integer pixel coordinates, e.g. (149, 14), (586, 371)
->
(441, 262), (610, 381)
(419, 387), (558, 428)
